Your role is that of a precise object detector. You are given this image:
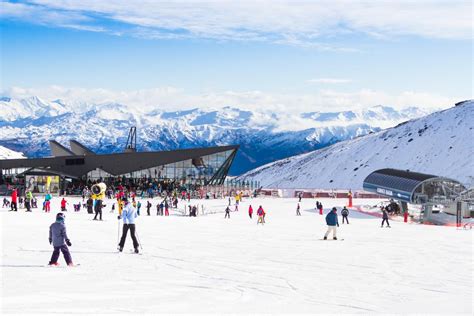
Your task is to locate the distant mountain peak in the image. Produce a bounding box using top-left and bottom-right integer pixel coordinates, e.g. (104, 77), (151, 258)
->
(239, 101), (474, 188)
(0, 95), (445, 174)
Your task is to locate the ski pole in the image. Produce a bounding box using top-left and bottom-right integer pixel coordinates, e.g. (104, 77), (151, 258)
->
(135, 229), (143, 250)
(117, 218), (121, 246)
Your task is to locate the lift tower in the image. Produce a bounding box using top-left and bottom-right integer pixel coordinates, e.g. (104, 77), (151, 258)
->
(124, 126), (137, 153)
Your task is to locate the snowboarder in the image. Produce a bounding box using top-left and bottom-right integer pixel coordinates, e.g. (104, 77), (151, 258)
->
(225, 206), (231, 218)
(117, 197), (140, 253)
(298, 192), (302, 202)
(146, 201), (151, 216)
(257, 205), (265, 225)
(381, 207), (391, 228)
(48, 213), (74, 266)
(323, 207), (339, 240)
(341, 206), (349, 224)
(296, 203), (301, 216)
(248, 205), (253, 219)
(60, 198), (67, 212)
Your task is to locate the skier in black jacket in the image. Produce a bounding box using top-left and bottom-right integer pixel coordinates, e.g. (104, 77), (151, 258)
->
(381, 207), (391, 227)
(341, 206), (349, 224)
(146, 201), (152, 216)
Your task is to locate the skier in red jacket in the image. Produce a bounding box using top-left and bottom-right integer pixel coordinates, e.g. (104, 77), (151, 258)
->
(10, 189), (18, 212)
(60, 198), (67, 212)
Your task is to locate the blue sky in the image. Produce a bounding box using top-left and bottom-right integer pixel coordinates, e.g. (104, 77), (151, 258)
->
(1, 1), (472, 112)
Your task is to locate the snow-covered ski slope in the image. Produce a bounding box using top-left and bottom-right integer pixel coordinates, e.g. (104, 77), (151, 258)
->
(1, 196), (472, 314)
(239, 100), (474, 189)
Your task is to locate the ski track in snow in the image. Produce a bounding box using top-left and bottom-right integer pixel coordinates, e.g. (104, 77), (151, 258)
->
(0, 197), (472, 314)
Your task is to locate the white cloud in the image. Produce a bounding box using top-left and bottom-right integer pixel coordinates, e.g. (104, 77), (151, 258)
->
(308, 78), (352, 84)
(1, 0), (471, 48)
(2, 85), (464, 115)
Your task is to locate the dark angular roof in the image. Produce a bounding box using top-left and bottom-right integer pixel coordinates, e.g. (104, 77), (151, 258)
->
(0, 145), (239, 179)
(69, 140), (96, 155)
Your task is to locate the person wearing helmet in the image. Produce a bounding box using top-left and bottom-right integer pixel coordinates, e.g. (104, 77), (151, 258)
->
(323, 207), (339, 240)
(117, 197), (140, 253)
(48, 213), (74, 266)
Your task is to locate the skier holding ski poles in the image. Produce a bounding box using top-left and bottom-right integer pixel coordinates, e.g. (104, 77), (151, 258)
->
(117, 197), (140, 253)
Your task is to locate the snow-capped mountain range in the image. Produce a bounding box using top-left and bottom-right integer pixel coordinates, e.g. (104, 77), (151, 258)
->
(0, 96), (432, 174)
(239, 100), (474, 188)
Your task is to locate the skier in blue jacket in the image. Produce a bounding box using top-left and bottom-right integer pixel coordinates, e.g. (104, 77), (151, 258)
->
(323, 207), (339, 240)
(117, 197), (140, 253)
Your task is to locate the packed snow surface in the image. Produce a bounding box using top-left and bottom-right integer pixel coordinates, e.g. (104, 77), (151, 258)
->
(1, 196), (472, 314)
(239, 100), (474, 189)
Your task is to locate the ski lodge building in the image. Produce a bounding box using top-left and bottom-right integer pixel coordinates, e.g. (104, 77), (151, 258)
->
(0, 138), (239, 195)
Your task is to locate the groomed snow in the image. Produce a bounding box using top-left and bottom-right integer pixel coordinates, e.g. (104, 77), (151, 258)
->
(0, 196), (472, 314)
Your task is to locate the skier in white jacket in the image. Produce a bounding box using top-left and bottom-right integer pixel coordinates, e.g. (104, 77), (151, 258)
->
(117, 197), (140, 253)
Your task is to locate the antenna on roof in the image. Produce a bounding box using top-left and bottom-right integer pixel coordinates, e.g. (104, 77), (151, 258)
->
(124, 126), (137, 153)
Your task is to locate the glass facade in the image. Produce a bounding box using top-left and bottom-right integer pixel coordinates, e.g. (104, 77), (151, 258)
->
(85, 149), (235, 185)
